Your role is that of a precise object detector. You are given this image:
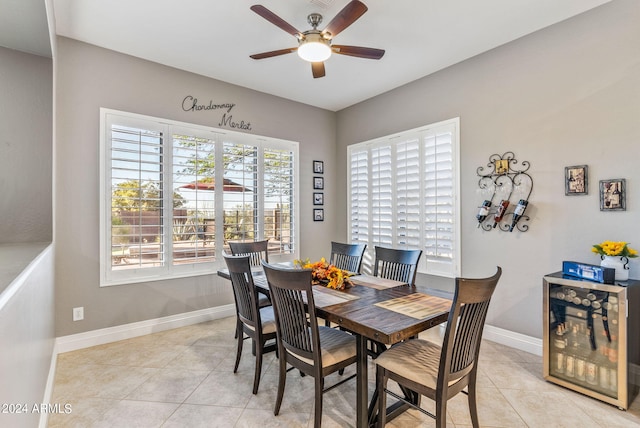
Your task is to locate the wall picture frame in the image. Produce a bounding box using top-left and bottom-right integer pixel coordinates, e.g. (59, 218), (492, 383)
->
(313, 208), (324, 221)
(495, 159), (509, 175)
(313, 176), (324, 190)
(313, 192), (324, 205)
(599, 178), (626, 211)
(565, 165), (588, 195)
(313, 160), (324, 174)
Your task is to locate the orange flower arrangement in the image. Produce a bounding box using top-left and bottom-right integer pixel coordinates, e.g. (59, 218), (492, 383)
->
(294, 257), (354, 290)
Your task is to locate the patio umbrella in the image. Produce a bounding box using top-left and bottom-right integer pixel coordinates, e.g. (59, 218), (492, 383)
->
(177, 178), (252, 242)
(180, 178), (250, 192)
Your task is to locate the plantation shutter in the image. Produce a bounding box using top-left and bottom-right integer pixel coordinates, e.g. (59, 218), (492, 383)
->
(222, 141), (258, 243)
(371, 146), (393, 246)
(396, 137), (421, 249)
(102, 109), (298, 286)
(171, 131), (216, 265)
(108, 119), (166, 276)
(263, 146), (295, 253)
(347, 118), (459, 278)
(423, 126), (455, 276)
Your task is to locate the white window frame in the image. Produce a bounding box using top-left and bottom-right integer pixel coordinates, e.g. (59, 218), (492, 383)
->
(347, 118), (460, 278)
(100, 108), (299, 286)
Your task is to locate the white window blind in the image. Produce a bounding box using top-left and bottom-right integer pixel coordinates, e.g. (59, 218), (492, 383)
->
(262, 146), (295, 253)
(101, 109), (298, 286)
(347, 118), (460, 278)
(172, 132), (217, 265)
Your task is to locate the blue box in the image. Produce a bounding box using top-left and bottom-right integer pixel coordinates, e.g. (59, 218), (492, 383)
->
(562, 261), (615, 284)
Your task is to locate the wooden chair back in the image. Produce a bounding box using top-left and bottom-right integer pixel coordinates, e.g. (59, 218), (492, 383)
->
(223, 253), (261, 331)
(440, 266), (502, 393)
(373, 246), (422, 285)
(229, 240), (269, 266)
(329, 241), (367, 273)
(261, 262), (320, 365)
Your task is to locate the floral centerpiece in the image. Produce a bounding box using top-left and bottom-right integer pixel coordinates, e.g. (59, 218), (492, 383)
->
(293, 257), (354, 290)
(592, 241), (638, 259)
(592, 240), (637, 281)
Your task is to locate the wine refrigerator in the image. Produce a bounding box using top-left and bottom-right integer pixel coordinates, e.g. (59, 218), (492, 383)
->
(543, 272), (640, 409)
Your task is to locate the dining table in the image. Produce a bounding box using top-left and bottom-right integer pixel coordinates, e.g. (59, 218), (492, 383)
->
(217, 265), (452, 428)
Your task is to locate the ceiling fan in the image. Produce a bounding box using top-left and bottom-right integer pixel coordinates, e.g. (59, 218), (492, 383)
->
(249, 0), (385, 78)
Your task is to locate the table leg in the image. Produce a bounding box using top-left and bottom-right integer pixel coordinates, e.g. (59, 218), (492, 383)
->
(356, 334), (368, 428)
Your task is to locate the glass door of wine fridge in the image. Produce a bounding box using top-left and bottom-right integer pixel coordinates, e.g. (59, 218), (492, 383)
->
(543, 272), (640, 409)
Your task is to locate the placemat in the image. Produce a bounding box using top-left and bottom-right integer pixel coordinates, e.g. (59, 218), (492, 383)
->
(312, 285), (361, 307)
(253, 276), (359, 307)
(350, 275), (406, 290)
(375, 293), (451, 319)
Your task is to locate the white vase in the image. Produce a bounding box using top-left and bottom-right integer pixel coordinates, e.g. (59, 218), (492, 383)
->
(600, 255), (629, 282)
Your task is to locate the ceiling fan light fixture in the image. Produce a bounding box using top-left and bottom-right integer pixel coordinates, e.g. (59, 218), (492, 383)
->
(297, 33), (331, 62)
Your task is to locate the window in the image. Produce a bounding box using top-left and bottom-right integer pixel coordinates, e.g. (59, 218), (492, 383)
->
(348, 118), (460, 278)
(100, 109), (298, 286)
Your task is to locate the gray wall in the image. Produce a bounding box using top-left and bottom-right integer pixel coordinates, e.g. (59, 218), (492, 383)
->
(336, 0), (640, 338)
(55, 0), (640, 340)
(0, 45), (54, 428)
(0, 46), (52, 243)
(55, 37), (337, 336)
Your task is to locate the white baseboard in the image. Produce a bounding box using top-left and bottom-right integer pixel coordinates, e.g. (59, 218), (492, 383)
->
(55, 304), (235, 354)
(483, 324), (543, 356)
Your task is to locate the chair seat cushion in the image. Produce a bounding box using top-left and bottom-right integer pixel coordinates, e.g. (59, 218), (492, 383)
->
(291, 326), (356, 367)
(375, 339), (443, 389)
(259, 307), (277, 334)
(245, 307), (277, 335)
(318, 326), (356, 366)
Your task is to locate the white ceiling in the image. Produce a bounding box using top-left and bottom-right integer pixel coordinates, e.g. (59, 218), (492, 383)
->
(4, 1), (611, 111)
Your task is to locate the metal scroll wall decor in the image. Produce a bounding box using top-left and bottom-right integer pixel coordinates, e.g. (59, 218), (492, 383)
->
(476, 152), (533, 232)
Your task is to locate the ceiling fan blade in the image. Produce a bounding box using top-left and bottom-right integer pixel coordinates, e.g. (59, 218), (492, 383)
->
(332, 45), (385, 60)
(322, 0), (368, 38)
(311, 62), (325, 78)
(250, 47), (298, 60)
(250, 5), (302, 37)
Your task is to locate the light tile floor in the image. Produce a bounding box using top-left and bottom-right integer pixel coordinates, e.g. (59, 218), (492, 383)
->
(49, 316), (640, 427)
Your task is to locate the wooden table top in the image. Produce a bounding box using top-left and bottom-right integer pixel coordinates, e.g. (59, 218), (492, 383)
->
(217, 267), (451, 345)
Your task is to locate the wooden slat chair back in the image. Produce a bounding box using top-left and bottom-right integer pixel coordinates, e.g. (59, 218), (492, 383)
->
(329, 241), (367, 273)
(229, 240), (271, 308)
(373, 246), (422, 286)
(262, 261), (357, 428)
(271, 271), (316, 361)
(226, 255), (260, 329)
(223, 253), (277, 394)
(375, 267), (502, 428)
(229, 240), (269, 266)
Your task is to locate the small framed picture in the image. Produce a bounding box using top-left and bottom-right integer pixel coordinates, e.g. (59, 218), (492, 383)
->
(313, 160), (324, 174)
(313, 208), (324, 221)
(565, 165), (588, 195)
(313, 192), (324, 205)
(495, 159), (509, 175)
(599, 179), (626, 211)
(313, 176), (324, 190)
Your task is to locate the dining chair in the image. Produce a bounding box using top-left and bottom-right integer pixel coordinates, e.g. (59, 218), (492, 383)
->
(262, 261), (357, 428)
(229, 240), (271, 308)
(223, 253), (278, 394)
(373, 246), (423, 286)
(229, 239), (269, 266)
(329, 241), (367, 273)
(374, 267), (502, 428)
